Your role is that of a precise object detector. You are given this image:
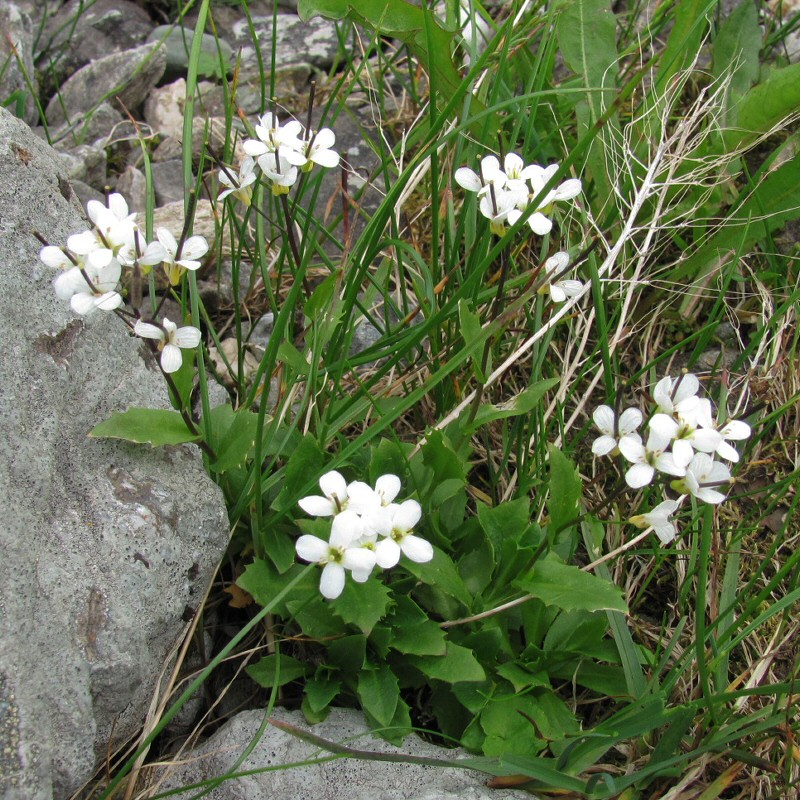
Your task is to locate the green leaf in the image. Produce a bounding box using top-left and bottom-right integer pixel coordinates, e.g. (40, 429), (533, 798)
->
(477, 497), (531, 550)
(515, 555), (627, 614)
(468, 378), (558, 431)
(277, 341), (310, 377)
(357, 665), (399, 727)
(89, 408), (201, 446)
(390, 619), (447, 656)
(327, 634), (366, 673)
(273, 434), (327, 513)
(547, 445), (581, 536)
(331, 579), (393, 635)
(712, 0), (760, 120)
(403, 546), (472, 607)
(246, 653), (307, 688)
(409, 643), (485, 683)
(724, 62), (800, 151)
(237, 560), (317, 614)
(207, 404), (259, 473)
(305, 673), (342, 714)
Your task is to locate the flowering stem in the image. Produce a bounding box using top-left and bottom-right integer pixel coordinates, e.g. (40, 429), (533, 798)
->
(278, 193), (312, 298)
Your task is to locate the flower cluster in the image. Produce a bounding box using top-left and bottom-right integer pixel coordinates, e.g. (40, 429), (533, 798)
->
(455, 153), (581, 236)
(39, 193), (205, 372)
(220, 112), (340, 201)
(592, 372), (751, 544)
(295, 471), (433, 600)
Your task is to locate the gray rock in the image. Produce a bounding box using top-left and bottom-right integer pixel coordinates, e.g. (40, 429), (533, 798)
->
(115, 165), (148, 213)
(56, 142), (107, 188)
(0, 107), (229, 799)
(45, 42), (167, 128)
(48, 102), (125, 149)
(0, 3), (39, 125)
(152, 158), (186, 206)
(229, 14), (344, 72)
(147, 24), (234, 81)
(144, 78), (190, 141)
(158, 707), (530, 800)
(37, 0), (154, 91)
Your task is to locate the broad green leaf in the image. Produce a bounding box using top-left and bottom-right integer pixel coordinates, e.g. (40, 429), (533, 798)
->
(655, 0), (711, 93)
(357, 665), (399, 727)
(459, 300), (489, 380)
(477, 497), (531, 550)
(712, 0), (760, 122)
(495, 662), (548, 693)
(468, 378), (558, 431)
(277, 341), (310, 377)
(304, 674), (342, 714)
(403, 546), (472, 607)
(327, 634), (366, 673)
(207, 404), (259, 473)
(272, 434), (327, 512)
(409, 643), (485, 683)
(724, 62), (800, 151)
(515, 555), (627, 614)
(672, 152), (800, 283)
(546, 445), (581, 537)
(237, 560), (317, 614)
(90, 407), (201, 446)
(331, 579), (393, 635)
(287, 597), (343, 638)
(363, 696), (412, 745)
(246, 653), (307, 688)
(390, 619), (447, 656)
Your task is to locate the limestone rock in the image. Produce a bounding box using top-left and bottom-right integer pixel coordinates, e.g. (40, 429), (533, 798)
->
(0, 107), (229, 799)
(157, 707), (530, 800)
(0, 3), (39, 125)
(45, 42), (167, 128)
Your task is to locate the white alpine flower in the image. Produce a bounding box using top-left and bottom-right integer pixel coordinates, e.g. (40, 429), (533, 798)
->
(133, 317), (201, 373)
(629, 498), (682, 545)
(295, 510), (377, 599)
(523, 163), (582, 235)
(591, 404), (643, 456)
(54, 260), (123, 315)
(242, 112), (306, 166)
(539, 251), (583, 303)
(649, 411), (722, 471)
(680, 453), (731, 504)
(217, 156), (257, 206)
(156, 228), (209, 286)
(298, 127), (340, 172)
(618, 430), (684, 488)
(653, 373), (701, 419)
(257, 151), (299, 195)
(374, 499), (433, 569)
(298, 470), (351, 517)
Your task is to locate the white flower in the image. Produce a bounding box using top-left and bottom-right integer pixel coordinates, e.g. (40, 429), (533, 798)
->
(295, 510), (377, 599)
(455, 154), (507, 195)
(374, 499), (433, 569)
(592, 404), (643, 456)
(54, 260), (123, 315)
(243, 112), (306, 166)
(478, 187), (521, 236)
(523, 163), (582, 235)
(298, 470), (350, 517)
(156, 228), (209, 286)
(539, 251), (583, 303)
(39, 245), (74, 270)
(649, 411), (721, 471)
(653, 373), (700, 419)
(257, 151), (299, 195)
(67, 193), (139, 269)
(618, 430), (684, 488)
(298, 127), (340, 172)
(629, 498), (681, 545)
(217, 156), (257, 206)
(715, 418), (751, 462)
(346, 474), (402, 516)
(134, 317), (201, 373)
(680, 453), (731, 504)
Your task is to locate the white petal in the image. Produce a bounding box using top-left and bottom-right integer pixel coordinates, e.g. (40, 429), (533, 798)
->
(672, 439), (694, 470)
(455, 167), (482, 192)
(375, 538), (401, 569)
(39, 246), (71, 269)
(721, 420), (750, 440)
(553, 178), (582, 200)
(342, 547), (376, 577)
(375, 474), (402, 504)
(313, 128), (336, 149)
(319, 563), (345, 599)
(527, 212), (552, 235)
(107, 192), (129, 220)
(697, 486), (727, 504)
(160, 344), (183, 373)
(691, 428), (722, 453)
(480, 155), (501, 179)
(649, 413), (679, 441)
(298, 496), (335, 516)
(392, 499), (422, 531)
(545, 251), (570, 275)
(295, 534), (329, 563)
(549, 283), (566, 303)
(94, 291), (122, 311)
(592, 434), (616, 456)
(181, 236), (209, 260)
(504, 152), (525, 176)
(618, 434), (644, 463)
(156, 227), (178, 256)
(173, 326), (201, 348)
(134, 321), (165, 340)
(653, 376), (674, 410)
(653, 520), (677, 545)
(70, 292), (97, 315)
(400, 535), (434, 563)
(558, 279), (583, 297)
(345, 481), (378, 512)
(674, 373), (699, 403)
(592, 405), (615, 435)
(310, 148), (340, 168)
(618, 407), (643, 433)
(625, 463), (654, 488)
(655, 452), (685, 477)
(330, 510), (362, 547)
(242, 139), (268, 157)
(67, 230), (100, 255)
(715, 440), (740, 462)
(139, 240), (167, 266)
(54, 267), (88, 299)
(319, 470), (348, 501)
